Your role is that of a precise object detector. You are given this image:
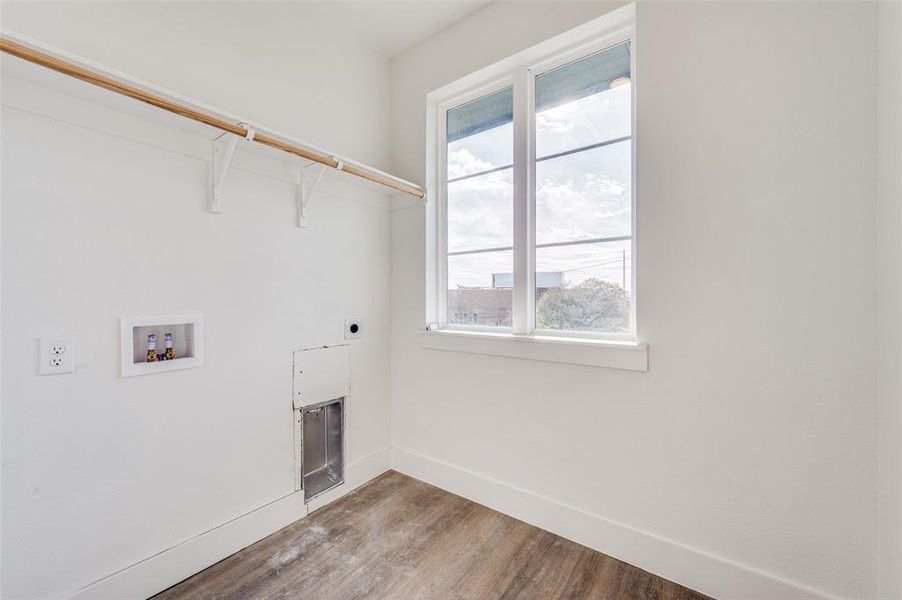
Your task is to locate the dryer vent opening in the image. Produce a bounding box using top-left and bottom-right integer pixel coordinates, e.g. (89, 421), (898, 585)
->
(302, 398), (344, 502)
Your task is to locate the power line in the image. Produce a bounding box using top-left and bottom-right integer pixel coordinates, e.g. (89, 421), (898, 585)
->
(561, 256), (630, 273)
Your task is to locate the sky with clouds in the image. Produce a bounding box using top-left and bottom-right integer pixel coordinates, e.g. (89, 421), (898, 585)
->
(446, 82), (633, 294)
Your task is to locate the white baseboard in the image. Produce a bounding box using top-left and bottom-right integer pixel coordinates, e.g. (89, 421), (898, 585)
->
(391, 446), (840, 600)
(66, 492), (307, 600)
(67, 448), (391, 600)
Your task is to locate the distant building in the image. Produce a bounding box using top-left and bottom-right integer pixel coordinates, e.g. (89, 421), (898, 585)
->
(448, 272), (565, 326)
(491, 272), (564, 289)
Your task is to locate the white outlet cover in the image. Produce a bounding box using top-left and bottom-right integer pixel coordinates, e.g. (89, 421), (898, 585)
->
(344, 319), (362, 339)
(38, 337), (76, 375)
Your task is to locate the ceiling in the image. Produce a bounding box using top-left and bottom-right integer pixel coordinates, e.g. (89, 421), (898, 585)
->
(303, 1), (491, 58)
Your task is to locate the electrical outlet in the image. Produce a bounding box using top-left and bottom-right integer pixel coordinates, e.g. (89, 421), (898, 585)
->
(38, 337), (75, 375)
(344, 319), (362, 339)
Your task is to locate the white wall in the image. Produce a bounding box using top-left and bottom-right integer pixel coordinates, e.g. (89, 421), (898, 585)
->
(1, 3), (394, 598)
(877, 1), (902, 596)
(390, 2), (880, 598)
(0, 1), (392, 170)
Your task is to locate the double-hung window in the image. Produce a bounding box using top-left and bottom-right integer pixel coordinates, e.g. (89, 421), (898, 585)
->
(429, 9), (636, 344)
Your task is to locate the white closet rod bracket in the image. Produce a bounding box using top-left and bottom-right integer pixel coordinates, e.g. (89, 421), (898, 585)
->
(210, 123), (254, 213)
(298, 164), (327, 228)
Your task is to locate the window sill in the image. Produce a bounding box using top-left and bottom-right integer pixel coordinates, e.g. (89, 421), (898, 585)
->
(418, 329), (648, 371)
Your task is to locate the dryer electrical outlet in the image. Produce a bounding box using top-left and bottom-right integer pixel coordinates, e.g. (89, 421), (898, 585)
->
(344, 319), (362, 339)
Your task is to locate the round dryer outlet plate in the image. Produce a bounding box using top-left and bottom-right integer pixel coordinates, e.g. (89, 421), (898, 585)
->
(345, 319), (362, 339)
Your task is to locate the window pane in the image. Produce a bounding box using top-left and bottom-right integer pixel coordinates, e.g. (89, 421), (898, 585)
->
(446, 86), (514, 330)
(535, 240), (631, 334)
(534, 43), (633, 336)
(536, 42), (631, 158)
(447, 168), (513, 253)
(536, 140), (631, 246)
(447, 87), (514, 179)
(448, 251), (512, 328)
(448, 123), (514, 180)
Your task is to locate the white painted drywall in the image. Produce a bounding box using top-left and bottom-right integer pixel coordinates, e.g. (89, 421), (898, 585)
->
(390, 2), (880, 598)
(0, 1), (392, 171)
(1, 4), (393, 598)
(877, 1), (902, 597)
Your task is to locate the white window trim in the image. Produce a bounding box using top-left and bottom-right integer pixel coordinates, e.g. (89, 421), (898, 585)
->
(423, 3), (645, 370)
(420, 329), (647, 371)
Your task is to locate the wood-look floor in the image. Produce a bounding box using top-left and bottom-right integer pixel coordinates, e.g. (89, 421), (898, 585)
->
(154, 471), (712, 600)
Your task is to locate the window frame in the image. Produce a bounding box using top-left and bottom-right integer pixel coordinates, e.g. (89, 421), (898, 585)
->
(426, 4), (638, 344)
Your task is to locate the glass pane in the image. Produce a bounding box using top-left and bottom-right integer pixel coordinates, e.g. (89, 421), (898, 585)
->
(535, 240), (631, 334)
(535, 42), (631, 158)
(448, 250), (513, 328)
(447, 168), (513, 253)
(536, 140), (631, 246)
(447, 87), (514, 179)
(447, 87), (513, 145)
(446, 86), (514, 331)
(536, 84), (631, 158)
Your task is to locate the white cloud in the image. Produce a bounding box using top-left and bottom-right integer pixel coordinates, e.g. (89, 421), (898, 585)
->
(447, 148), (495, 180)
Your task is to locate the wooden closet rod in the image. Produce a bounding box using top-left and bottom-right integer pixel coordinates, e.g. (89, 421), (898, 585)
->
(0, 35), (426, 199)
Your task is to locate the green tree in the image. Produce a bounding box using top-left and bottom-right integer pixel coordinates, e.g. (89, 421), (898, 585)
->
(537, 278), (630, 332)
